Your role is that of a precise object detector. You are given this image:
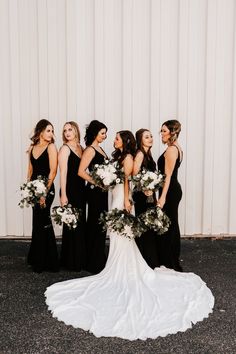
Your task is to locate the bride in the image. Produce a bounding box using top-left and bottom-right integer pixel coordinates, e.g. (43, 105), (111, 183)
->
(45, 130), (214, 340)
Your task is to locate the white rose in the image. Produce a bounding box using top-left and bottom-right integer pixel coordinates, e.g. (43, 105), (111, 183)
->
(148, 182), (155, 190)
(123, 225), (133, 237)
(103, 177), (113, 186)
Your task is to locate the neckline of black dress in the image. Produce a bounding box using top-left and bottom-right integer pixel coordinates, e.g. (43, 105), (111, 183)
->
(66, 144), (82, 159)
(90, 145), (108, 159)
(31, 145), (48, 160)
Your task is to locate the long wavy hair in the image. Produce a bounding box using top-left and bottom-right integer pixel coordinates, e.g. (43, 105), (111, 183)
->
(84, 120), (107, 146)
(162, 120), (181, 144)
(30, 119), (54, 146)
(62, 121), (80, 144)
(112, 130), (136, 167)
(135, 128), (156, 171)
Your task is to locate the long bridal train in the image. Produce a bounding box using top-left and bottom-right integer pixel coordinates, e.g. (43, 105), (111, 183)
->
(45, 184), (214, 340)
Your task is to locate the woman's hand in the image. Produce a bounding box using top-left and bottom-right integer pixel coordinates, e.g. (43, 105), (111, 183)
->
(124, 199), (132, 213)
(157, 197), (165, 209)
(144, 190), (153, 197)
(60, 195), (68, 207)
(39, 196), (46, 208)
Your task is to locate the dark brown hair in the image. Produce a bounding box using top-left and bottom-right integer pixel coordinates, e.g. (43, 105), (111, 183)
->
(112, 130), (136, 167)
(30, 119), (54, 146)
(162, 120), (181, 144)
(84, 120), (107, 146)
(135, 128), (156, 171)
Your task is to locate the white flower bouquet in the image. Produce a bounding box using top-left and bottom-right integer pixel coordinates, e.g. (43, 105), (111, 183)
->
(132, 169), (165, 202)
(51, 205), (82, 230)
(18, 175), (48, 208)
(138, 206), (171, 234)
(99, 208), (146, 240)
(90, 160), (124, 191)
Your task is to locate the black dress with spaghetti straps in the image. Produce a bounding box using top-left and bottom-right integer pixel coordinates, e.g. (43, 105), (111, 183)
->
(157, 145), (183, 271)
(85, 146), (108, 274)
(27, 145), (59, 273)
(60, 145), (86, 271)
(133, 156), (159, 269)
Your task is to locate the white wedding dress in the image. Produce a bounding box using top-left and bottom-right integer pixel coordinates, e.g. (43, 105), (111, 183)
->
(45, 184), (214, 340)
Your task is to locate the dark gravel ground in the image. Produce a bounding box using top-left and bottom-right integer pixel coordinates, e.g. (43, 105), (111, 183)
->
(0, 239), (235, 354)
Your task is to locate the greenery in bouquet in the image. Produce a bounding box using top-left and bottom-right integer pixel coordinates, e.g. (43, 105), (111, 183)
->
(132, 168), (165, 192)
(51, 205), (82, 230)
(18, 175), (48, 208)
(90, 159), (124, 191)
(99, 208), (146, 240)
(138, 206), (171, 234)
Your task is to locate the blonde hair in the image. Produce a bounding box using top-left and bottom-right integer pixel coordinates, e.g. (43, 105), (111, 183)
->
(162, 120), (181, 144)
(62, 121), (80, 144)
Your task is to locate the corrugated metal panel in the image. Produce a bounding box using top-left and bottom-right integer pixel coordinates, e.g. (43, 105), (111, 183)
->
(0, 0), (235, 236)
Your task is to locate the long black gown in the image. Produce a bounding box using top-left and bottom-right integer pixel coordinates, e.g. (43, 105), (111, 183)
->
(157, 145), (183, 271)
(27, 145), (59, 273)
(133, 157), (159, 269)
(85, 146), (108, 274)
(60, 145), (86, 271)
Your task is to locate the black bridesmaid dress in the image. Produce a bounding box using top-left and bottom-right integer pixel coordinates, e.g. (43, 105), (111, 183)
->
(133, 158), (159, 269)
(60, 146), (86, 271)
(27, 145), (59, 273)
(85, 146), (108, 274)
(157, 145), (183, 271)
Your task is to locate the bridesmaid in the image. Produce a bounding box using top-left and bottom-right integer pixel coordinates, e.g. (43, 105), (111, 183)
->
(157, 120), (183, 271)
(59, 121), (86, 271)
(112, 130), (136, 212)
(78, 120), (108, 274)
(132, 129), (159, 268)
(27, 119), (59, 273)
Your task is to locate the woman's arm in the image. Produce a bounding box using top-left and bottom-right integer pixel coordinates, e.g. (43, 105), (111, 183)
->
(27, 146), (33, 181)
(58, 145), (70, 206)
(123, 154), (134, 212)
(47, 143), (58, 190)
(132, 151), (144, 175)
(157, 146), (178, 208)
(39, 143), (57, 207)
(78, 147), (96, 183)
(133, 150), (152, 196)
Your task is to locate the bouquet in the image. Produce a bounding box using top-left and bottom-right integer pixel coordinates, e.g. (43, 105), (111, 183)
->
(132, 169), (165, 203)
(138, 206), (171, 234)
(90, 159), (124, 191)
(99, 208), (146, 240)
(18, 175), (48, 208)
(51, 205), (82, 230)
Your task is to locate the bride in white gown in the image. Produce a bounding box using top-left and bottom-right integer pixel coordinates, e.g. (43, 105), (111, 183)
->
(45, 130), (214, 340)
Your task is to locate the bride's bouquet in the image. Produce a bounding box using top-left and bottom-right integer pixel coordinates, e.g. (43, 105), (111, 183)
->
(90, 159), (124, 191)
(51, 205), (82, 230)
(138, 206), (171, 234)
(132, 169), (165, 203)
(99, 208), (146, 240)
(18, 175), (48, 208)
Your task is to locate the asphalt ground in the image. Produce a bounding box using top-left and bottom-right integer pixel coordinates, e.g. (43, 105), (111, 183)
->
(0, 239), (235, 354)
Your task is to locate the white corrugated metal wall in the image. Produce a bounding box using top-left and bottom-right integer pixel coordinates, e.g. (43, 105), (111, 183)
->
(0, 0), (235, 237)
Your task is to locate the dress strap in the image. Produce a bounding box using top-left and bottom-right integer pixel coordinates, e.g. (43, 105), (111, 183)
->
(89, 145), (107, 159)
(100, 146), (108, 159)
(65, 144), (72, 151)
(170, 144), (183, 163)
